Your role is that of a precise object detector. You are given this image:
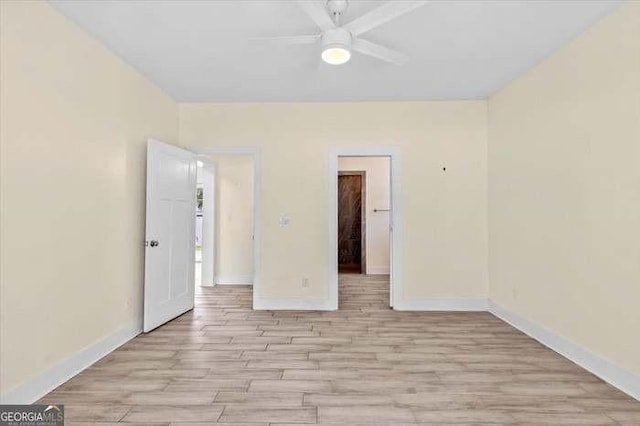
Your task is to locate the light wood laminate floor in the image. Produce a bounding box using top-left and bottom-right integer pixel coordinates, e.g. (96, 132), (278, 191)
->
(40, 274), (640, 424)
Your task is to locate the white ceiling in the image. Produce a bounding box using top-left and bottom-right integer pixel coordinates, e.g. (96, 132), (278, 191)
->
(49, 0), (622, 102)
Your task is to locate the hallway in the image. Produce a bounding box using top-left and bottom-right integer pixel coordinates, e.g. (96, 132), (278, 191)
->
(38, 275), (640, 424)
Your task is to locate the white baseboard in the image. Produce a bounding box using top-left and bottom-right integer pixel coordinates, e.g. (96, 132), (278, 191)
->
(215, 275), (253, 285)
(254, 297), (336, 311)
(367, 266), (390, 275)
(0, 319), (142, 404)
(489, 301), (640, 401)
(393, 298), (489, 311)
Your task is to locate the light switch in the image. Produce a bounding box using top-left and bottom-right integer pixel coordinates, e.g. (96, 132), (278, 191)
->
(279, 216), (291, 227)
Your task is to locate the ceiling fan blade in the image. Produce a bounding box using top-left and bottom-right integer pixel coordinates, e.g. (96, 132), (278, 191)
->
(298, 0), (336, 31)
(352, 38), (409, 65)
(343, 1), (428, 36)
(249, 35), (320, 45)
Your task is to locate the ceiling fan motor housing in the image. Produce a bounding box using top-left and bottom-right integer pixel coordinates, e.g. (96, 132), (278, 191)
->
(322, 28), (352, 50)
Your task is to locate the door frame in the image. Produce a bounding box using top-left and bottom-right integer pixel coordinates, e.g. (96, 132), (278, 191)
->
(197, 160), (216, 287)
(329, 147), (403, 309)
(337, 171), (366, 274)
(186, 146), (262, 309)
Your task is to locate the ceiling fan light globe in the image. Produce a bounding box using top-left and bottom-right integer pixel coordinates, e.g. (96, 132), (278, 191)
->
(322, 46), (351, 65)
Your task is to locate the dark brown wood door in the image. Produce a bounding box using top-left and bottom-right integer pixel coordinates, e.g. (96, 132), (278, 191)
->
(338, 173), (364, 273)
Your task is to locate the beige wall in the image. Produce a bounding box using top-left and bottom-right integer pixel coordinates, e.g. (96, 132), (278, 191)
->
(488, 2), (640, 375)
(338, 156), (390, 274)
(180, 102), (488, 302)
(214, 156), (254, 284)
(0, 1), (178, 396)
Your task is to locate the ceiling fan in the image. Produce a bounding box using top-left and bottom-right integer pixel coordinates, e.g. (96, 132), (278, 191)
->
(254, 0), (428, 66)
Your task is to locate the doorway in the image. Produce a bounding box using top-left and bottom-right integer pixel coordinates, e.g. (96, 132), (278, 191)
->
(331, 150), (399, 309)
(195, 155), (255, 289)
(195, 160), (214, 288)
(338, 171), (366, 273)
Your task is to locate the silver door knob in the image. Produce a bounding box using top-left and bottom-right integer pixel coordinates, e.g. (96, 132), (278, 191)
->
(150, 240), (159, 247)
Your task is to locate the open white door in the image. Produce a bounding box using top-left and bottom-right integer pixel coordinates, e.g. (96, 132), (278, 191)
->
(144, 139), (197, 332)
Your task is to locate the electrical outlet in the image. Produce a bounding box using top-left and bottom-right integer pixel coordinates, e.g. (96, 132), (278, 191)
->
(302, 277), (310, 288)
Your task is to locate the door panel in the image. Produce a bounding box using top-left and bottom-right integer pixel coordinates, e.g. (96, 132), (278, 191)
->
(338, 174), (364, 273)
(152, 198), (172, 305)
(171, 199), (192, 298)
(144, 139), (197, 332)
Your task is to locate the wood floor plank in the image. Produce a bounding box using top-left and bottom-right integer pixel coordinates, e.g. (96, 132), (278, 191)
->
(121, 405), (224, 423)
(248, 379), (332, 393)
(318, 406), (414, 423)
(214, 391), (304, 407)
(122, 390), (217, 405)
(63, 404), (132, 422)
(217, 407), (316, 423)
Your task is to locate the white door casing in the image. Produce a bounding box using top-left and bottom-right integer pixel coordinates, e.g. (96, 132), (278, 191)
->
(329, 147), (402, 310)
(389, 158), (394, 308)
(144, 139), (197, 332)
(200, 162), (216, 287)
